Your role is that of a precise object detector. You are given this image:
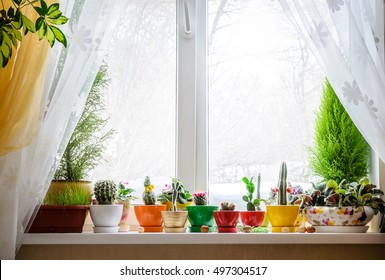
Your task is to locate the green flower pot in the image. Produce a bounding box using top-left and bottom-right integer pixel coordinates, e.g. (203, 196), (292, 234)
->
(186, 205), (219, 232)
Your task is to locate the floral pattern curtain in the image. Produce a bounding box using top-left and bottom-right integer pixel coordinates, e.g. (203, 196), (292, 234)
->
(0, 0), (128, 259)
(279, 0), (385, 162)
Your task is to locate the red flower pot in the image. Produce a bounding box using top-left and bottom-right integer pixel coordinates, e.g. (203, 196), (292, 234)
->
(239, 211), (265, 227)
(214, 211), (240, 233)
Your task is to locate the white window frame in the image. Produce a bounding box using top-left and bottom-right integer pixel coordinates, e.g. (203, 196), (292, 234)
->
(176, 0), (207, 193)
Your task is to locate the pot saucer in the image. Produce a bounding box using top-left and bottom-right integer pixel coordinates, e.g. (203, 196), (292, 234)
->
(217, 227), (238, 233)
(141, 226), (164, 232)
(313, 226), (369, 233)
(164, 227), (187, 233)
(93, 226), (119, 233)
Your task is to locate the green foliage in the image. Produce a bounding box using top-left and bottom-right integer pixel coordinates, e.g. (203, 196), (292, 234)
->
(157, 179), (193, 207)
(0, 0), (68, 68)
(43, 185), (90, 205)
(277, 161), (288, 205)
(93, 180), (117, 205)
(309, 80), (370, 183)
(54, 62), (115, 181)
(117, 182), (138, 203)
(242, 174), (262, 211)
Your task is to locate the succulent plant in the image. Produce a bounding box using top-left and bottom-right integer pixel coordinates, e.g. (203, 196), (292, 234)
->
(93, 180), (117, 205)
(193, 192), (208, 205)
(220, 202), (236, 211)
(242, 173), (262, 211)
(142, 176), (156, 205)
(277, 162), (288, 205)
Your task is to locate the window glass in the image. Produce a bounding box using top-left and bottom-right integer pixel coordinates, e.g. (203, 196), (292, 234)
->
(91, 0), (176, 197)
(208, 0), (324, 208)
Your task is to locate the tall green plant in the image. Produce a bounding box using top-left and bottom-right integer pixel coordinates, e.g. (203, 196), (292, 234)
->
(309, 80), (369, 183)
(54, 63), (114, 181)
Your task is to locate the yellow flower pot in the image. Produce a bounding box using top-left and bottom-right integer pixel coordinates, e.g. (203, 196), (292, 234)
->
(164, 201), (193, 211)
(267, 205), (299, 233)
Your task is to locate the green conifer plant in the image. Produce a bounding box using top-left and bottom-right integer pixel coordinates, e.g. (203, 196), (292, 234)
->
(309, 80), (369, 183)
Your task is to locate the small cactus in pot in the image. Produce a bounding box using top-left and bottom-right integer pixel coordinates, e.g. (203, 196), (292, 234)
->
(142, 176), (156, 205)
(93, 180), (117, 205)
(193, 192), (208, 205)
(220, 202), (236, 210)
(214, 201), (239, 233)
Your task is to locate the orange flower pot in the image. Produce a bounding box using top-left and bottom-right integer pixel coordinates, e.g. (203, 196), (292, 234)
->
(134, 205), (167, 232)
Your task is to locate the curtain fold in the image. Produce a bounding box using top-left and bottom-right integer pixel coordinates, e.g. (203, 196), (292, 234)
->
(279, 0), (385, 162)
(0, 0), (51, 156)
(0, 0), (128, 259)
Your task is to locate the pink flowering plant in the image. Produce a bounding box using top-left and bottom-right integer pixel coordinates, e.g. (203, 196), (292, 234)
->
(268, 182), (304, 205)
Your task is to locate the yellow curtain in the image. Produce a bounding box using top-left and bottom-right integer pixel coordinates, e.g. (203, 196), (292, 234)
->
(0, 0), (51, 156)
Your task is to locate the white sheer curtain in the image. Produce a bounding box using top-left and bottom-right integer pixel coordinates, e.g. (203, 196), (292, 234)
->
(279, 0), (385, 162)
(0, 0), (127, 259)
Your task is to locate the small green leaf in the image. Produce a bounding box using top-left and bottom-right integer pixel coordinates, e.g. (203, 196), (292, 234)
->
(38, 22), (47, 40)
(50, 26), (67, 46)
(21, 15), (36, 32)
(12, 28), (22, 41)
(0, 44), (10, 58)
(242, 177), (249, 184)
(359, 177), (370, 186)
(7, 7), (15, 18)
(47, 3), (60, 14)
(35, 17), (44, 31)
(49, 16), (68, 25)
(253, 198), (260, 205)
(2, 32), (12, 48)
(47, 10), (62, 20)
(242, 195), (249, 202)
(46, 25), (55, 47)
(0, 53), (3, 67)
(34, 7), (44, 16)
(326, 180), (338, 190)
(40, 0), (48, 13)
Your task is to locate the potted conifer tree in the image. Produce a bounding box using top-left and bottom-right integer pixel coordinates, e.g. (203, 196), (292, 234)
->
(29, 63), (114, 233)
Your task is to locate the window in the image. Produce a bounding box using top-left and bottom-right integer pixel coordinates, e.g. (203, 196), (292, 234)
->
(92, 0), (324, 205)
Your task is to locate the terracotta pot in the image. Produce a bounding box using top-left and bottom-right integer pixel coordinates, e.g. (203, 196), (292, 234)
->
(213, 210), (240, 233)
(239, 211), (265, 227)
(161, 211), (188, 233)
(186, 205), (219, 232)
(134, 205), (167, 232)
(29, 205), (89, 233)
(266, 205), (299, 233)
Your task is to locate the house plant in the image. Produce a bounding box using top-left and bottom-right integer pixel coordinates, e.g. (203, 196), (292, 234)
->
(240, 174), (265, 227)
(116, 181), (137, 232)
(0, 0), (68, 68)
(157, 181), (193, 210)
(161, 178), (189, 233)
(29, 182), (91, 233)
(134, 176), (167, 232)
(214, 202), (240, 233)
(89, 180), (123, 233)
(309, 80), (370, 183)
(266, 162), (300, 232)
(29, 63), (115, 232)
(186, 192), (219, 232)
(302, 177), (385, 232)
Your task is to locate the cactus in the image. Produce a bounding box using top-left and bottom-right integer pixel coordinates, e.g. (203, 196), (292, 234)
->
(193, 192), (208, 205)
(277, 162), (288, 205)
(170, 178), (183, 211)
(221, 202), (236, 210)
(93, 180), (117, 205)
(142, 176), (156, 205)
(242, 174), (262, 211)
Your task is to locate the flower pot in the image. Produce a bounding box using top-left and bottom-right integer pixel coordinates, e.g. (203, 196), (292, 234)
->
(266, 205), (299, 233)
(161, 211), (188, 233)
(214, 210), (240, 233)
(304, 206), (374, 227)
(117, 200), (131, 232)
(239, 211), (265, 227)
(29, 205), (89, 233)
(134, 205), (167, 232)
(90, 204), (123, 233)
(186, 205), (219, 232)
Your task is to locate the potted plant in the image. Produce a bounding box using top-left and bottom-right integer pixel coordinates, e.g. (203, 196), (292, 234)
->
(89, 180), (123, 233)
(29, 183), (91, 233)
(266, 162), (300, 233)
(302, 177), (385, 232)
(161, 178), (189, 233)
(157, 181), (193, 210)
(134, 176), (167, 232)
(116, 182), (138, 232)
(29, 63), (114, 232)
(214, 202), (240, 233)
(186, 192), (219, 232)
(240, 174), (265, 228)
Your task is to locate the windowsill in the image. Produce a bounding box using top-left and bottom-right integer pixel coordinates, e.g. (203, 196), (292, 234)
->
(22, 232), (385, 245)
